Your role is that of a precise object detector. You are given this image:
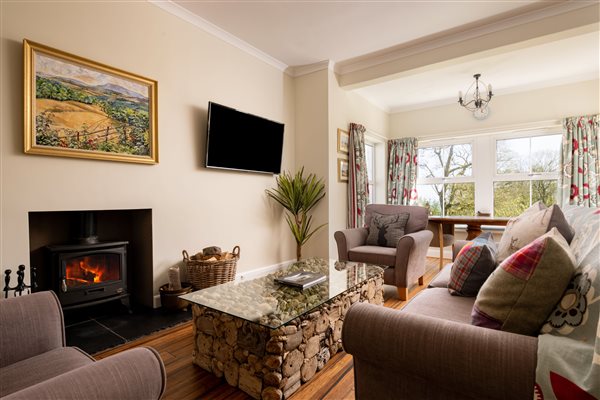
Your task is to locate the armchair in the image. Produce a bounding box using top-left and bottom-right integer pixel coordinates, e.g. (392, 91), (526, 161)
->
(0, 291), (166, 400)
(335, 204), (433, 300)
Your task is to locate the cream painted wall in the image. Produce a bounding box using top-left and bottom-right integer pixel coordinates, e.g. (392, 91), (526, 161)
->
(293, 69), (330, 259)
(389, 80), (599, 138)
(0, 1), (296, 300)
(328, 70), (389, 258)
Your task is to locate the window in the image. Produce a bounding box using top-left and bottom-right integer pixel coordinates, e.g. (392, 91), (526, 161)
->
(365, 142), (375, 204)
(416, 130), (561, 217)
(493, 134), (561, 217)
(416, 143), (474, 216)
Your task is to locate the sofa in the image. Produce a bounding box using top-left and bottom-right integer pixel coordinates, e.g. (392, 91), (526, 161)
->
(335, 204), (433, 300)
(343, 205), (600, 399)
(0, 291), (166, 400)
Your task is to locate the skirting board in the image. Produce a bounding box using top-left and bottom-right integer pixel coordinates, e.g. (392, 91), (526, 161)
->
(153, 259), (295, 308)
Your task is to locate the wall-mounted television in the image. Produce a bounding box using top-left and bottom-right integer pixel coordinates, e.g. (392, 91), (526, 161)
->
(205, 102), (284, 175)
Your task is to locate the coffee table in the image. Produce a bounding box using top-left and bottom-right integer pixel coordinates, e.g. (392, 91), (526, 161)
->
(180, 258), (385, 400)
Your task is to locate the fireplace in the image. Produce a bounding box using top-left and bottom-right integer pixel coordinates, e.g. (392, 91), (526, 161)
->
(47, 241), (129, 310)
(43, 212), (131, 310)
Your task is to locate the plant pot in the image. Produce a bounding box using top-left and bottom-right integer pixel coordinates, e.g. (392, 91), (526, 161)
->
(159, 282), (192, 311)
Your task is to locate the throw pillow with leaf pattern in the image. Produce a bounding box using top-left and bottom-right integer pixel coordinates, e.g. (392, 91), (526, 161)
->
(534, 206), (600, 399)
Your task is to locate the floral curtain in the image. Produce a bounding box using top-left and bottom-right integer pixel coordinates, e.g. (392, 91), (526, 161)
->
(387, 137), (419, 205)
(560, 115), (599, 207)
(348, 123), (369, 228)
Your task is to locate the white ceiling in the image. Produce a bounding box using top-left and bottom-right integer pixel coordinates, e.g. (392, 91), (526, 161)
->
(355, 31), (600, 112)
(163, 0), (599, 112)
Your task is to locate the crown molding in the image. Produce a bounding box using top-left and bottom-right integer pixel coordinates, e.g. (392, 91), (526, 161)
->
(148, 0), (288, 72)
(335, 1), (597, 77)
(285, 60), (333, 77)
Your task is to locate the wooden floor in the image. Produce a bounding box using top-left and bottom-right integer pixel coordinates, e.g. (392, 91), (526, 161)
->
(96, 257), (445, 400)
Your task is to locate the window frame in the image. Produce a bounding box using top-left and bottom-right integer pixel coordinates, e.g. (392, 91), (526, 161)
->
(365, 141), (375, 204)
(416, 128), (562, 217)
(416, 139), (475, 216)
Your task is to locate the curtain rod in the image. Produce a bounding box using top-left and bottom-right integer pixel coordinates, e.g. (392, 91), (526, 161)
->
(416, 119), (562, 144)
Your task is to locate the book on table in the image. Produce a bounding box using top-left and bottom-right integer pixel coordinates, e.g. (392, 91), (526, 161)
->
(275, 271), (327, 289)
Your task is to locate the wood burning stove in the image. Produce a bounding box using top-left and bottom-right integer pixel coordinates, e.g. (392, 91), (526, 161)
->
(45, 212), (131, 310)
(47, 242), (129, 310)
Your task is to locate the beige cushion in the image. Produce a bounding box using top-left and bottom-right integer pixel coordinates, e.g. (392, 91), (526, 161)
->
(428, 263), (452, 288)
(348, 245), (396, 267)
(497, 204), (574, 262)
(472, 228), (576, 336)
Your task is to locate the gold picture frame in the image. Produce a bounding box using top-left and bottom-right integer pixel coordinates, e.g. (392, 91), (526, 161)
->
(337, 128), (349, 154)
(24, 39), (158, 164)
(338, 158), (349, 182)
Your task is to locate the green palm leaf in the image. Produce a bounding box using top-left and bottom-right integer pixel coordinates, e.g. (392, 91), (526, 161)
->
(266, 167), (327, 260)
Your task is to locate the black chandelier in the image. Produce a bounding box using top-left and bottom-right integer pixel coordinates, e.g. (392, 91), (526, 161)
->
(458, 74), (493, 117)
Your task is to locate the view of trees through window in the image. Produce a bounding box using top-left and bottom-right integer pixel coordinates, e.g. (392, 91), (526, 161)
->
(494, 134), (561, 216)
(365, 143), (375, 204)
(416, 144), (474, 216)
(415, 133), (561, 217)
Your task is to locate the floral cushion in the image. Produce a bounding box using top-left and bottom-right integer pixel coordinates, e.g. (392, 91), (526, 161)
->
(366, 212), (409, 247)
(497, 203), (574, 262)
(535, 206), (600, 398)
(448, 232), (497, 297)
(472, 228), (576, 336)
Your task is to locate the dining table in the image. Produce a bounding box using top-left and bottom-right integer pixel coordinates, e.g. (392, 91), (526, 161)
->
(427, 215), (511, 256)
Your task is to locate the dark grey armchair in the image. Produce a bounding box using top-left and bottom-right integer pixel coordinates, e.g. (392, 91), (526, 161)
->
(334, 204), (433, 300)
(0, 291), (166, 399)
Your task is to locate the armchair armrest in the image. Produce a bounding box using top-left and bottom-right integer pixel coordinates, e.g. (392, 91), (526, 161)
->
(343, 302), (537, 400)
(334, 228), (368, 260)
(3, 347), (167, 400)
(0, 291), (65, 368)
(393, 229), (433, 287)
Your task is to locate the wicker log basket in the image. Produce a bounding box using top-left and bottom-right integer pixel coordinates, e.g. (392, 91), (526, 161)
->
(182, 246), (240, 290)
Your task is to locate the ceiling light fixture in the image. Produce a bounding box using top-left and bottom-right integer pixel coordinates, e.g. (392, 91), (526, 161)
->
(458, 73), (493, 120)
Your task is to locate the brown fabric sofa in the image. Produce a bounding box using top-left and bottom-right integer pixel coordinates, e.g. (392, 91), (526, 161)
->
(0, 291), (166, 400)
(342, 242), (538, 400)
(335, 204), (433, 300)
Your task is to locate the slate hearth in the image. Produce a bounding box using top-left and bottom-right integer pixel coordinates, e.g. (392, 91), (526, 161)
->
(64, 301), (191, 354)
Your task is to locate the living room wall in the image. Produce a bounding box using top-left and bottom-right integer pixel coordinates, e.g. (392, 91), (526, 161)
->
(389, 80), (599, 138)
(0, 1), (296, 300)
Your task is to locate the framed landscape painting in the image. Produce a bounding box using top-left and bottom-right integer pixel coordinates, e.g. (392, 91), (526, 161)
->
(24, 40), (158, 164)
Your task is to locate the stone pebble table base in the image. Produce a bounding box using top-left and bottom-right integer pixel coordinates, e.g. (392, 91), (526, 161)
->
(191, 275), (384, 400)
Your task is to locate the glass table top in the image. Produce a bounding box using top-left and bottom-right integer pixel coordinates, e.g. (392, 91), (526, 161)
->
(180, 258), (385, 329)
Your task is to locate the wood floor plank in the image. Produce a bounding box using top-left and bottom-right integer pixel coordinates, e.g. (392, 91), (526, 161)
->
(105, 257), (441, 400)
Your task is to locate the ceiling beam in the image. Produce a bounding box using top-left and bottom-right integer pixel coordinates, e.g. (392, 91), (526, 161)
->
(336, 2), (600, 89)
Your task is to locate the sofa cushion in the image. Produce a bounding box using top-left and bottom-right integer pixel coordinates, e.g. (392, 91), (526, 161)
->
(366, 212), (410, 247)
(403, 287), (475, 324)
(448, 232), (497, 297)
(0, 347), (94, 397)
(472, 228), (575, 336)
(497, 203), (574, 262)
(348, 245), (397, 267)
(428, 263), (452, 288)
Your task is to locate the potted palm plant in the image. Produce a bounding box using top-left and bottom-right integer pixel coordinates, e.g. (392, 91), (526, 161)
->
(266, 168), (326, 260)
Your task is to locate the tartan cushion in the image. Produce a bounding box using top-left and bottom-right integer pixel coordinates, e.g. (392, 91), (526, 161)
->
(472, 228), (576, 336)
(448, 232), (497, 297)
(366, 212), (410, 247)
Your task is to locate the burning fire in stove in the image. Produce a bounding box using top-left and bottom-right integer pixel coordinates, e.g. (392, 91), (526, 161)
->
(65, 255), (120, 287)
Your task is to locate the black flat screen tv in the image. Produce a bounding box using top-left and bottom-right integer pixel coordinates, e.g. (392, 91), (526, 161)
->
(205, 102), (284, 174)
